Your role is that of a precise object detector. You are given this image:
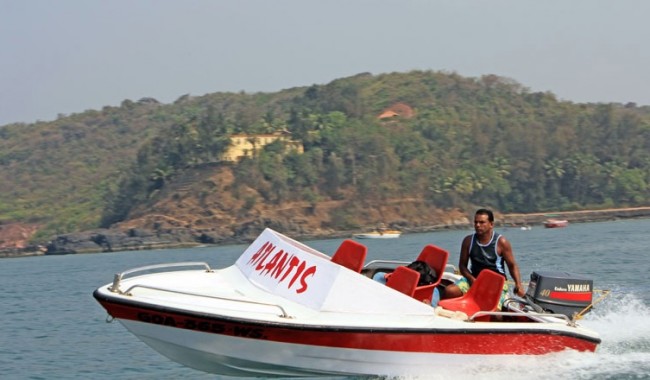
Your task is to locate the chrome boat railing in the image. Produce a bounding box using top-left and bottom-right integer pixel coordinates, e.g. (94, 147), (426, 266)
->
(107, 261), (291, 318)
(110, 262), (213, 293)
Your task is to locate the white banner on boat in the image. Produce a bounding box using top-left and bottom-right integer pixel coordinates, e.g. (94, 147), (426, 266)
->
(235, 228), (433, 315)
(236, 228), (339, 310)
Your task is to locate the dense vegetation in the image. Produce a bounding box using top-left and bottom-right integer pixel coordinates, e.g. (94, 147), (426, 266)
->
(1, 71), (649, 241)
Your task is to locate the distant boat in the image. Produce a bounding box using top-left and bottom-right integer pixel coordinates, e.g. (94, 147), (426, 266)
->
(544, 219), (569, 228)
(353, 229), (401, 239)
(520, 226), (532, 231)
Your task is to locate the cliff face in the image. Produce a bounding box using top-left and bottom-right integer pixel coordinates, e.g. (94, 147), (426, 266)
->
(19, 203), (650, 257)
(0, 223), (38, 249)
(4, 160), (650, 257)
(5, 164), (471, 256)
(112, 164), (471, 245)
(39, 201), (468, 256)
(0, 223), (46, 257)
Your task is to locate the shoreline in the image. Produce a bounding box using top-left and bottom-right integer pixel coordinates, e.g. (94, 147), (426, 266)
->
(2, 206), (650, 259)
(499, 206), (650, 226)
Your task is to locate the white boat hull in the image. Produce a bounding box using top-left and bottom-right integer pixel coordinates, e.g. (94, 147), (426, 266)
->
(120, 319), (504, 377)
(95, 279), (600, 377)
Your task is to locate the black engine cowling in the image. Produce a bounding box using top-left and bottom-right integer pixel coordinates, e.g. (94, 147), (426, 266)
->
(525, 271), (594, 318)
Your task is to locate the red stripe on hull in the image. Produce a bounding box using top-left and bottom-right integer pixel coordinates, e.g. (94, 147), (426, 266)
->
(97, 298), (599, 355)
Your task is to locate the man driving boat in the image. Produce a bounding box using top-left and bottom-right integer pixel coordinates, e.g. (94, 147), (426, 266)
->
(443, 208), (526, 307)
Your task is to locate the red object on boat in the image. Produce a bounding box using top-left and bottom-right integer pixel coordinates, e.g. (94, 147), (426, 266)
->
(544, 219), (569, 228)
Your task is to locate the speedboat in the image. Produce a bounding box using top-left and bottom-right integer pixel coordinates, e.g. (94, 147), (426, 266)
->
(353, 229), (401, 239)
(93, 228), (602, 377)
(544, 219), (569, 228)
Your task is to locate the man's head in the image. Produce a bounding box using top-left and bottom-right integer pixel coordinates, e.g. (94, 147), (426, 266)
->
(473, 208), (495, 236)
(475, 208), (494, 222)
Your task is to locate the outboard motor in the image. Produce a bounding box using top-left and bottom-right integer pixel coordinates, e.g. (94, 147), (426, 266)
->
(525, 271), (594, 318)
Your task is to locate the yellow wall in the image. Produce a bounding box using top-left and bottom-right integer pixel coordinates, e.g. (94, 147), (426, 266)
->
(222, 134), (304, 162)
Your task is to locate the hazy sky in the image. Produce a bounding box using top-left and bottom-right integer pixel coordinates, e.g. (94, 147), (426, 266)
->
(2, 0), (649, 126)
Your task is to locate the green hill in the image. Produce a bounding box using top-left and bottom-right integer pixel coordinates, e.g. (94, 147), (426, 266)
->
(1, 70), (649, 249)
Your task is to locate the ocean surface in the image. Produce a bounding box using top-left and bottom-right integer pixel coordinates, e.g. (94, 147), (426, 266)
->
(1, 219), (649, 380)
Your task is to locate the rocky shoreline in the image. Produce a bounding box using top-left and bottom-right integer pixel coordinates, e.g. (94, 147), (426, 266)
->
(2, 206), (650, 259)
(499, 206), (650, 226)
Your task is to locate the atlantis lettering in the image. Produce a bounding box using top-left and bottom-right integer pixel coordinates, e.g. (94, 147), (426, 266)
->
(246, 241), (317, 294)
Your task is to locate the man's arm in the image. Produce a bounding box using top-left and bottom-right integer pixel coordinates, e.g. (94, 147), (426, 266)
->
(499, 237), (525, 297)
(458, 235), (475, 284)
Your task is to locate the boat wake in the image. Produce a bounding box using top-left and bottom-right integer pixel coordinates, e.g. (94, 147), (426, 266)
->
(586, 292), (650, 351)
(362, 293), (650, 380)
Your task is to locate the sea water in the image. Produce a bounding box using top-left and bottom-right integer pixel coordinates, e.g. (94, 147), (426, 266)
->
(1, 219), (648, 379)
